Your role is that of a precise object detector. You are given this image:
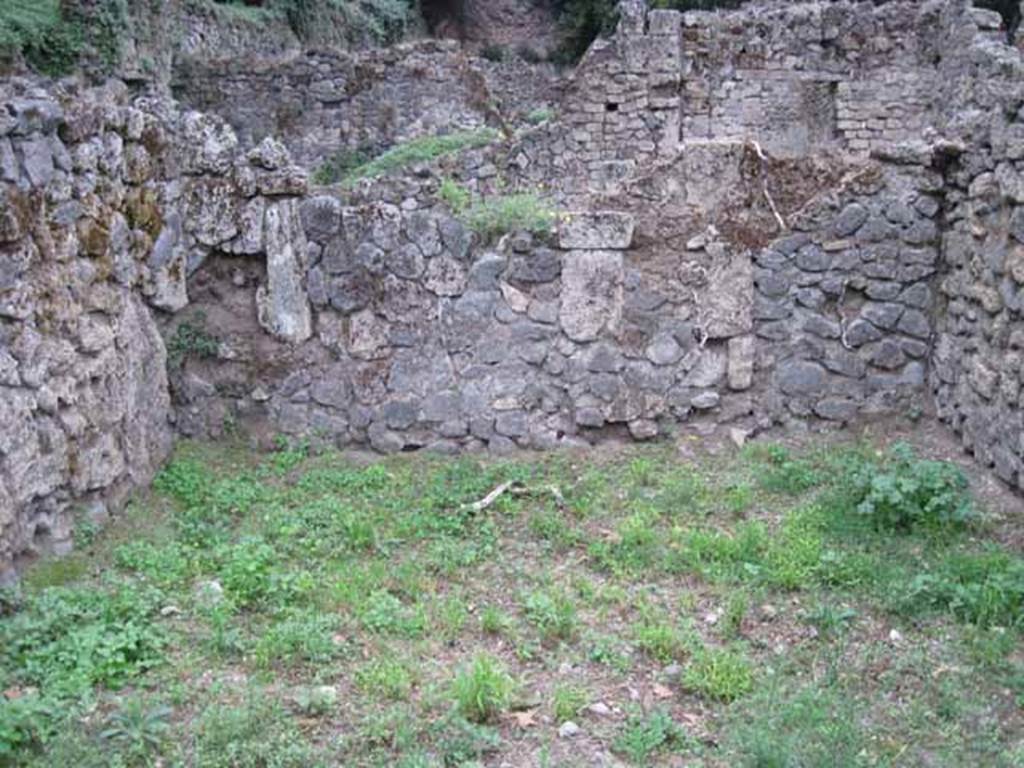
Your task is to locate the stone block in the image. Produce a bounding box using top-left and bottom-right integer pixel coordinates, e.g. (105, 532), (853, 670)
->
(559, 250), (624, 342)
(558, 211), (635, 250)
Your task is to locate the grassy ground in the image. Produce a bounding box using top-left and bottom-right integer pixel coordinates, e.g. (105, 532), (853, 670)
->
(2, 432), (1023, 766)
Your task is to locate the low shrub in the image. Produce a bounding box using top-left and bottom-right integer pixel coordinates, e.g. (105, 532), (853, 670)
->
(842, 443), (972, 531)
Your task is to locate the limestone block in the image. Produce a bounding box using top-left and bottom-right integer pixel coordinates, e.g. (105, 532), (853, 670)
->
(348, 309), (390, 360)
(181, 110), (239, 174)
(559, 212), (635, 250)
(700, 251), (754, 339)
(257, 200), (312, 343)
(559, 250), (624, 342)
(147, 213), (189, 313)
(727, 336), (755, 391)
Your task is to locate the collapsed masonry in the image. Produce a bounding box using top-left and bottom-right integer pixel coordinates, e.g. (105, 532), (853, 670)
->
(3, 0), (1024, 580)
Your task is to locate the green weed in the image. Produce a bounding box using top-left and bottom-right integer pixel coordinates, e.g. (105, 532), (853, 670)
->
(552, 685), (587, 723)
(682, 645), (755, 702)
(343, 129), (499, 184)
(612, 708), (690, 764)
(451, 654), (515, 723)
(356, 656), (414, 701)
(523, 588), (578, 643)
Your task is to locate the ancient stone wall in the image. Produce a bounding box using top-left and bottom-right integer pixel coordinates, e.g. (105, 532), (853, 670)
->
(173, 42), (497, 168)
(0, 78), (311, 582)
(928, 1), (1024, 492)
(7, 0), (1024, 579)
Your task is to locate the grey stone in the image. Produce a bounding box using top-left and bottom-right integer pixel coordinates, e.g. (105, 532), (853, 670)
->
(467, 252), (507, 290)
(727, 336), (754, 391)
(777, 360), (827, 396)
(897, 309), (930, 339)
(507, 247), (561, 283)
(20, 137), (54, 186)
(841, 321), (881, 356)
(495, 410), (529, 437)
(870, 339), (907, 370)
(814, 398), (858, 421)
(256, 200), (312, 343)
(795, 245), (830, 272)
(832, 203), (869, 237)
(559, 211), (635, 250)
(300, 195), (342, 241)
(382, 400), (419, 429)
(628, 419), (659, 440)
(691, 391), (720, 410)
(803, 315), (841, 339)
(645, 333), (683, 365)
(559, 250), (623, 342)
(861, 302), (903, 330)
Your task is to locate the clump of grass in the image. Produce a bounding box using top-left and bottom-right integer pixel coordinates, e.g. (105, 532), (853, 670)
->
(437, 176), (471, 213)
(523, 588), (578, 643)
(450, 654), (515, 723)
(551, 685), (587, 723)
(252, 609), (339, 669)
(192, 695), (321, 767)
(633, 615), (692, 663)
(525, 107), (555, 125)
(479, 604), (512, 635)
(896, 550), (1024, 629)
(724, 682), (867, 767)
(356, 657), (414, 701)
(341, 129), (499, 184)
(311, 146), (372, 185)
(682, 645), (755, 702)
(463, 192), (557, 240)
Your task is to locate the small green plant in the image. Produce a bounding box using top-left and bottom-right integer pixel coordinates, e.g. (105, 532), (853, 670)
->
(451, 654), (515, 723)
(844, 443), (972, 531)
(463, 193), (557, 240)
(725, 682), (868, 768)
(100, 697), (172, 762)
(551, 685), (587, 723)
(480, 605), (512, 635)
(633, 617), (690, 663)
(356, 657), (414, 701)
(252, 609), (339, 668)
(524, 107), (557, 126)
(432, 713), (502, 765)
(803, 601), (857, 638)
(749, 444), (821, 495)
(612, 708), (690, 764)
(192, 695), (321, 767)
(720, 592), (749, 639)
(166, 313), (219, 366)
(292, 685), (338, 716)
(723, 482), (754, 515)
(343, 129), (499, 184)
(437, 177), (471, 213)
(360, 590), (425, 638)
(682, 645), (755, 702)
(523, 588), (578, 643)
(312, 145), (372, 185)
(897, 550), (1024, 628)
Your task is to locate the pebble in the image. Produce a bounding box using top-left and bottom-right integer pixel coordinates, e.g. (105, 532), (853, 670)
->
(558, 720), (581, 738)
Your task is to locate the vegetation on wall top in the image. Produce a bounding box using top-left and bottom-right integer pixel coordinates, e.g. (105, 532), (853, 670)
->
(0, 0), (128, 77)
